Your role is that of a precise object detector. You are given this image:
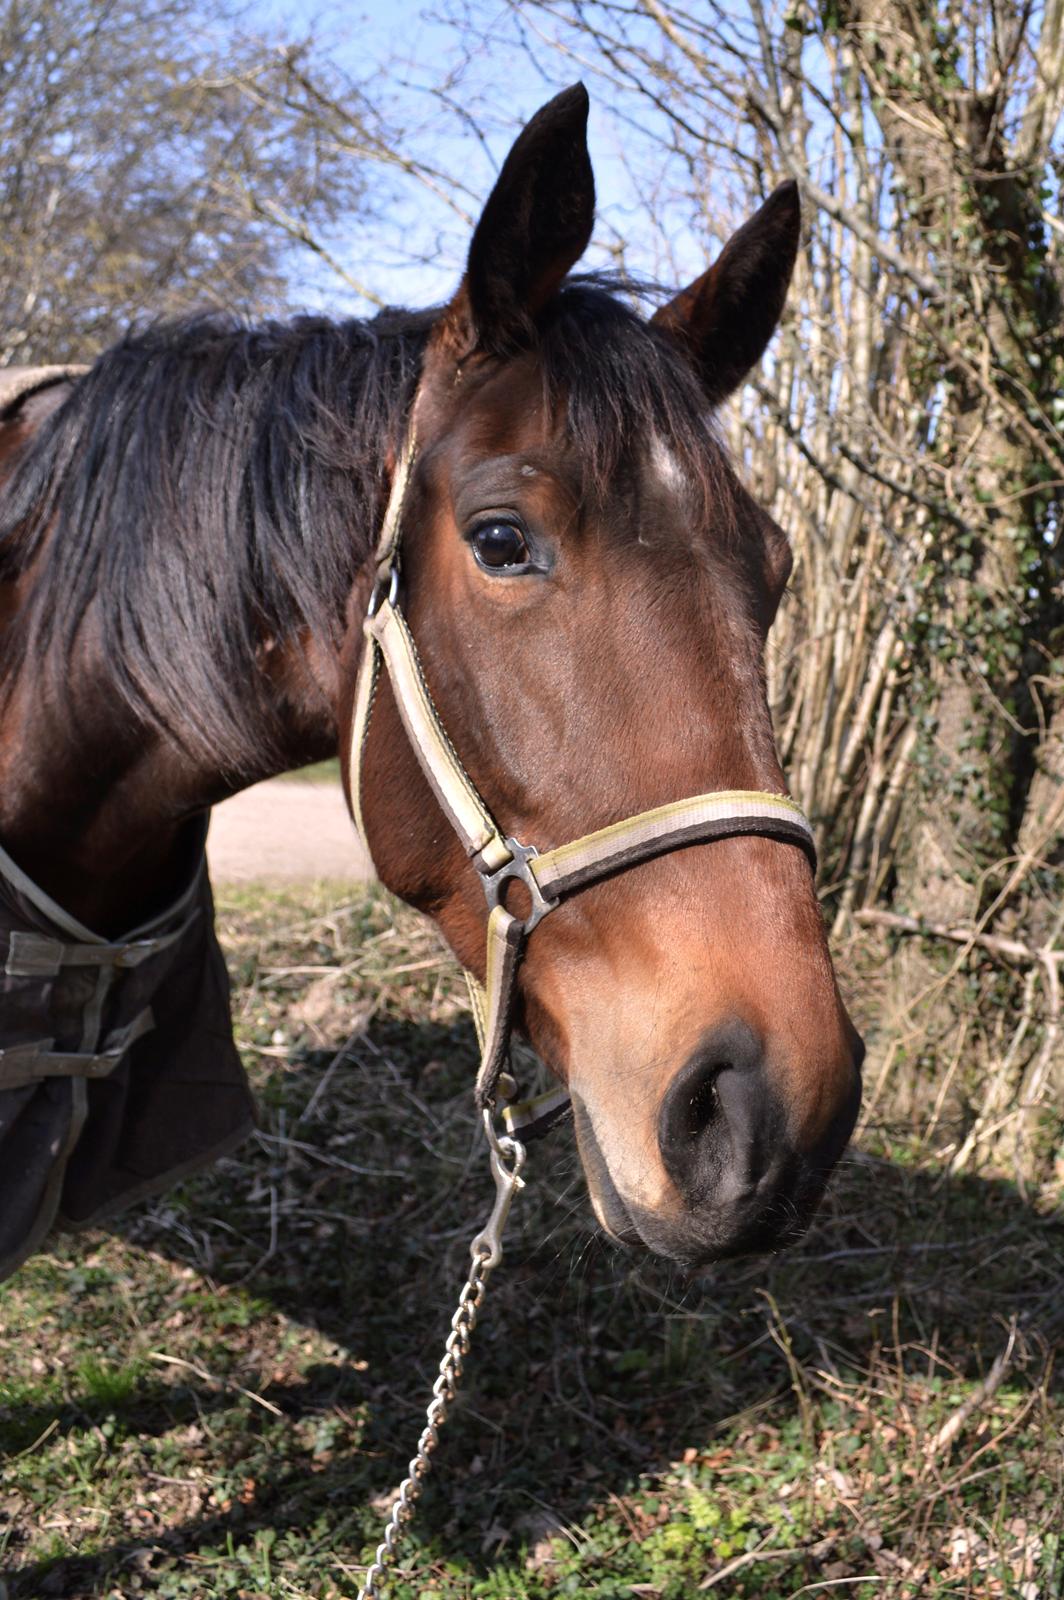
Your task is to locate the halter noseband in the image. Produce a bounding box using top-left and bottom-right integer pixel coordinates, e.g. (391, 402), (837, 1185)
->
(349, 423), (816, 1135)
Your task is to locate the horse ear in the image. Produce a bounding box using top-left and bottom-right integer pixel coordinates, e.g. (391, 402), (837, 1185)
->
(442, 84), (595, 358)
(652, 182), (801, 407)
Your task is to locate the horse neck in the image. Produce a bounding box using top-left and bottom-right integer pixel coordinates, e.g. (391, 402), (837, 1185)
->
(0, 318), (421, 934)
(0, 599), (342, 937)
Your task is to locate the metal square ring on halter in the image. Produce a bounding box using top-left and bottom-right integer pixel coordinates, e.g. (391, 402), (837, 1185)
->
(477, 838), (558, 933)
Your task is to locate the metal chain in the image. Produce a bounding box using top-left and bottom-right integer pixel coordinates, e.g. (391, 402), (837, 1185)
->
(357, 1112), (527, 1599)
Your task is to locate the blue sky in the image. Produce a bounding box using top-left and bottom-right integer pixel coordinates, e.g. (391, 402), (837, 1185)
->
(237, 0), (714, 316)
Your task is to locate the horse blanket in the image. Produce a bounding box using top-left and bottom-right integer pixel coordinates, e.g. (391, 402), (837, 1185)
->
(0, 824), (256, 1281)
(0, 364), (87, 416)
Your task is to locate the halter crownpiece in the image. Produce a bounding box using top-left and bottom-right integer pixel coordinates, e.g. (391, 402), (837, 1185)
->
(349, 416), (816, 1134)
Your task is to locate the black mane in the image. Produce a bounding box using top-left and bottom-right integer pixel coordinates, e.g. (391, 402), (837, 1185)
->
(0, 279), (724, 770)
(0, 307), (432, 769)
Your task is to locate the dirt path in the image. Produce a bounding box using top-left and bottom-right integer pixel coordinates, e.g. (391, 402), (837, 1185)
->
(206, 779), (374, 882)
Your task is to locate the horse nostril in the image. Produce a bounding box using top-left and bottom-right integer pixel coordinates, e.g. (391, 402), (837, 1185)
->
(658, 1019), (771, 1203)
(674, 1067), (720, 1141)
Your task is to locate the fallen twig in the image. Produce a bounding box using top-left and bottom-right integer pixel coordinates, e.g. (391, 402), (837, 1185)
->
(924, 1317), (1019, 1458)
(148, 1351), (284, 1417)
(699, 1534), (836, 1590)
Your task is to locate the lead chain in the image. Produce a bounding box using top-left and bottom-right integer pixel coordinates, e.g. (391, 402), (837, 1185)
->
(357, 1124), (526, 1599)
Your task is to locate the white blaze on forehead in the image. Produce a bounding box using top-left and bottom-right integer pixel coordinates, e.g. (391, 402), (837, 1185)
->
(649, 433), (692, 498)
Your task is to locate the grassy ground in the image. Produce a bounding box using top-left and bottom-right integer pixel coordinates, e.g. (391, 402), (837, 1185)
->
(1, 884), (1061, 1599)
(275, 761), (342, 785)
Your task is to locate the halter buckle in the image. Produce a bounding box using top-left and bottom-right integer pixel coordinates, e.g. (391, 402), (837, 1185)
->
(478, 837), (558, 933)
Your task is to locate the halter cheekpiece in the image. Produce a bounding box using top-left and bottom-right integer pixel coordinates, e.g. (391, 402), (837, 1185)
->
(349, 414), (817, 1135)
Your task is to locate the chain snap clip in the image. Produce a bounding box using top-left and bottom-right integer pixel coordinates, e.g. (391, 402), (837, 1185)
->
(470, 1108), (526, 1268)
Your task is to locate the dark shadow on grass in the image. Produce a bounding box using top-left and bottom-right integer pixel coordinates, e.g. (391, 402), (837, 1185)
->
(5, 1013), (1063, 1597)
(0, 1367), (377, 1460)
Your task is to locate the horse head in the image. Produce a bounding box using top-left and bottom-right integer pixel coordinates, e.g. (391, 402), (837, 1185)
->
(351, 86), (864, 1266)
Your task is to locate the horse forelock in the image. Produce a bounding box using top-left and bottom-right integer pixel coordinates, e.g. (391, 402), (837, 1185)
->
(536, 277), (737, 536)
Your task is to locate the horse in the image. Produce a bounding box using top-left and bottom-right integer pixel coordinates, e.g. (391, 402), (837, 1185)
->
(0, 84), (862, 1279)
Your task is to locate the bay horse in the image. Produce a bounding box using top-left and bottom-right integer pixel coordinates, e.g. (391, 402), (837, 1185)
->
(0, 85), (861, 1277)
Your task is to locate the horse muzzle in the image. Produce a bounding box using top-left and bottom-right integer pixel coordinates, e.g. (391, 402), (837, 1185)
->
(572, 1019), (864, 1266)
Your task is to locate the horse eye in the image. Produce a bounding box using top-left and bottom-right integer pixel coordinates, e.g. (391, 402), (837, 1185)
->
(471, 520), (530, 571)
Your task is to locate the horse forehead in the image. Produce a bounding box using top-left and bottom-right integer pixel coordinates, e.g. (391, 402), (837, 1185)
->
(444, 357), (550, 445)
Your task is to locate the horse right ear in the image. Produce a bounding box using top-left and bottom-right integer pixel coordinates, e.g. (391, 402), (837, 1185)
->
(439, 84), (595, 359)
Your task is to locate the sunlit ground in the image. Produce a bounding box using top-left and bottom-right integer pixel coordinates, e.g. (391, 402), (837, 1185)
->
(1, 884), (1061, 1599)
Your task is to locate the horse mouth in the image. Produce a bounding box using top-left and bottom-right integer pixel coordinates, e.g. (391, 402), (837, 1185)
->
(571, 1092), (827, 1267)
(569, 1094), (645, 1247)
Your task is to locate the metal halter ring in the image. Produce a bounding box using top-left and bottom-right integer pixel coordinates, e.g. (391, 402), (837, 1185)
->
(367, 563), (400, 618)
(478, 837), (558, 933)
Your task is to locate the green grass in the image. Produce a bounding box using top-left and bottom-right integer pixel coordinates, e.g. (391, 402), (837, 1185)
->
(1, 883), (1061, 1598)
(274, 759), (341, 785)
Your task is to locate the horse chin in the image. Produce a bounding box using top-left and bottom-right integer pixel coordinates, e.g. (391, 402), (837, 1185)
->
(623, 1189), (819, 1270)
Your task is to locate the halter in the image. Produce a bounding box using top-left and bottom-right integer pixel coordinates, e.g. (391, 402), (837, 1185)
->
(348, 421), (816, 1135)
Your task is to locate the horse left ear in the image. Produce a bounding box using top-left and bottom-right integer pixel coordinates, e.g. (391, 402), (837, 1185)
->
(652, 182), (801, 407)
(441, 83), (595, 358)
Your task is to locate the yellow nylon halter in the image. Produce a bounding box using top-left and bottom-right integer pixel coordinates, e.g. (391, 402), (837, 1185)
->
(348, 419), (816, 1135)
